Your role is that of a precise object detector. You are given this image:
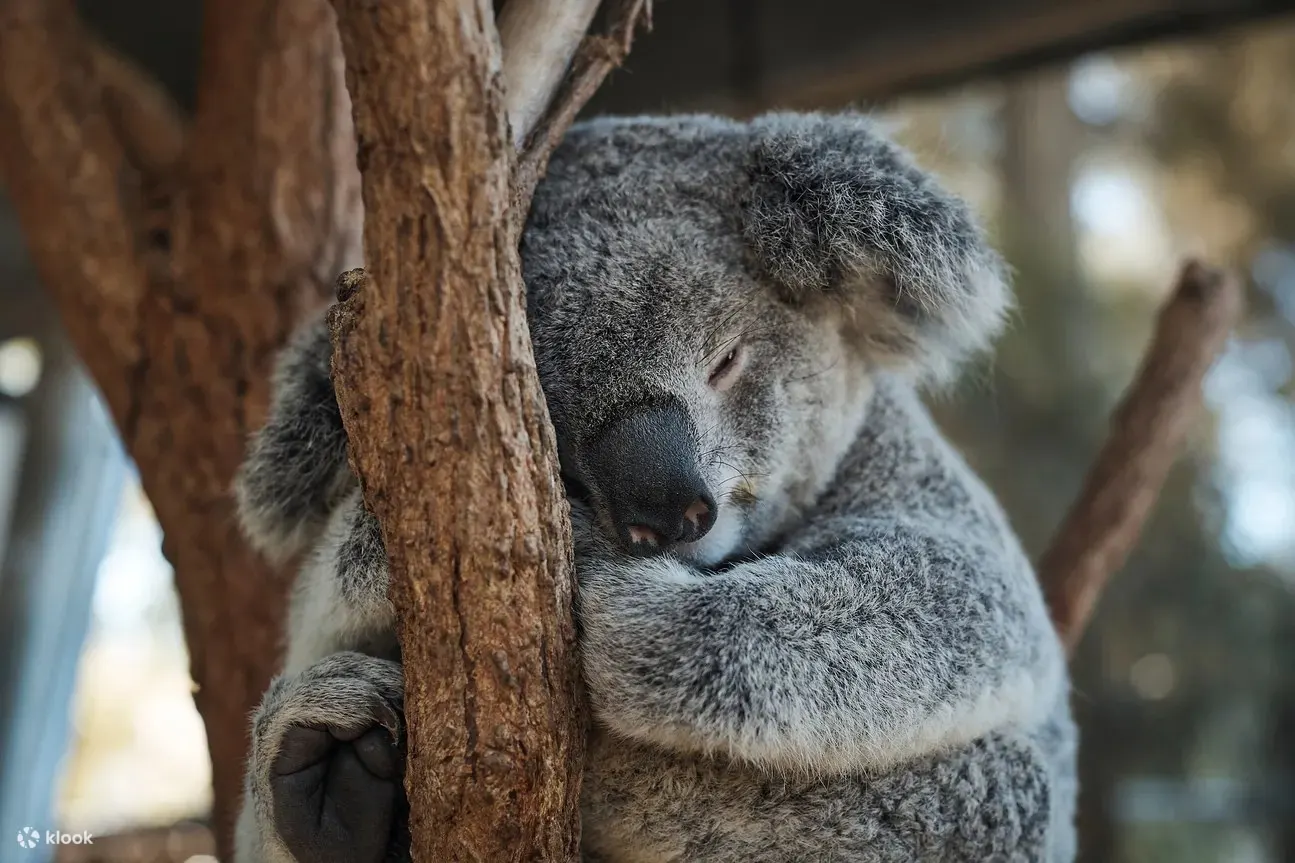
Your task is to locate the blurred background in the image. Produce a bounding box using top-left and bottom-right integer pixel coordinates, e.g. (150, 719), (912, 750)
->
(3, 1), (1295, 861)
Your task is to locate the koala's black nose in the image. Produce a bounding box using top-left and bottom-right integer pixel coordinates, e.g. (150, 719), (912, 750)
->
(583, 400), (717, 554)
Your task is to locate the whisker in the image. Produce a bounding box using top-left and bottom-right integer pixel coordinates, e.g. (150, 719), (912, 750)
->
(787, 357), (842, 383)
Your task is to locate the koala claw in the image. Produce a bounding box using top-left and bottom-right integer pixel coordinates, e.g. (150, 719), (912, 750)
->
(251, 652), (408, 863)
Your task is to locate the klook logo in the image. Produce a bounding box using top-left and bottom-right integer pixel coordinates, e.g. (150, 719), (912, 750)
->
(14, 827), (93, 849)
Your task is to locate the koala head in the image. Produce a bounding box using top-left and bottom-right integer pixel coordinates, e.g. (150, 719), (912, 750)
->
(523, 112), (1009, 566)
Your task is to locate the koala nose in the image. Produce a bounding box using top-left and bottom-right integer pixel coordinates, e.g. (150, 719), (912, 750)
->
(582, 399), (718, 554)
(623, 490), (717, 550)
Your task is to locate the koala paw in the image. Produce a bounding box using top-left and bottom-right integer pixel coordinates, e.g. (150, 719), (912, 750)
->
(250, 652), (408, 863)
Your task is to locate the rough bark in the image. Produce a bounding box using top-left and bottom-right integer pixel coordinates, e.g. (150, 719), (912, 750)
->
(0, 0), (361, 855)
(327, 0), (648, 859)
(512, 0), (652, 216)
(327, 0), (583, 850)
(1040, 261), (1244, 653)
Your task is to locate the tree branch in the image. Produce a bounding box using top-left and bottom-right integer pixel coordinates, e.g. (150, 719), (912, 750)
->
(144, 5), (362, 854)
(0, 0), (149, 417)
(86, 34), (186, 180)
(327, 2), (658, 852)
(498, 0), (602, 147)
(512, 0), (653, 213)
(80, 34), (187, 306)
(328, 0), (584, 858)
(183, 0), (362, 313)
(0, 1), (362, 856)
(1040, 260), (1244, 654)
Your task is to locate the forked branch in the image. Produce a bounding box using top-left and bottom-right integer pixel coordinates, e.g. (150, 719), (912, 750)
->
(512, 0), (653, 212)
(0, 1), (360, 855)
(1040, 260), (1244, 654)
(0, 0), (151, 412)
(498, 0), (602, 146)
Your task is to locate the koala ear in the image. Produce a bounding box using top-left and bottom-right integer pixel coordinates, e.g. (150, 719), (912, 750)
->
(742, 112), (1011, 384)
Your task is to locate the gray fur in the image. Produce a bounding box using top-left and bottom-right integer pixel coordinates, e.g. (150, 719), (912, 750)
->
(235, 651), (404, 863)
(234, 307), (356, 564)
(233, 111), (1075, 862)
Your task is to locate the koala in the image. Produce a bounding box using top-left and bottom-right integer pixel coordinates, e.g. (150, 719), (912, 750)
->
(232, 112), (1077, 863)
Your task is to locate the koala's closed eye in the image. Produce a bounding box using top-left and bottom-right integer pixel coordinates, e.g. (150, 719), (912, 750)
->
(707, 342), (746, 391)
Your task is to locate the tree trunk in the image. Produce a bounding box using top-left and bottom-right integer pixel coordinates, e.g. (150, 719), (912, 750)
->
(326, 0), (585, 858)
(324, 1), (649, 857)
(0, 0), (360, 854)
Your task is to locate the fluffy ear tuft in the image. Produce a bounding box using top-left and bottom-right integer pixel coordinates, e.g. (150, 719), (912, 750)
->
(742, 112), (1011, 384)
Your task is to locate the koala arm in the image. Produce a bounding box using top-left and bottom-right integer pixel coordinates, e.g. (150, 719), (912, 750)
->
(577, 516), (1064, 776)
(234, 308), (355, 564)
(233, 493), (404, 863)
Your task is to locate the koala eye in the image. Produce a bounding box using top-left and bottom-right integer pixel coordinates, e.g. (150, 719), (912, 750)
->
(707, 343), (746, 392)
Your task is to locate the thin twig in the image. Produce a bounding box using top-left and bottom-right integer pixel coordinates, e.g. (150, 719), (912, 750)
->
(1040, 260), (1244, 654)
(511, 0), (653, 219)
(499, 0), (602, 147)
